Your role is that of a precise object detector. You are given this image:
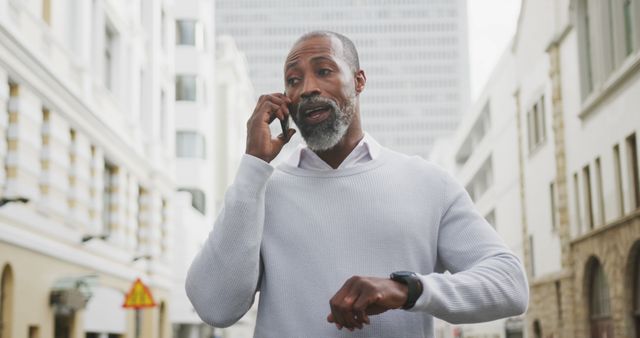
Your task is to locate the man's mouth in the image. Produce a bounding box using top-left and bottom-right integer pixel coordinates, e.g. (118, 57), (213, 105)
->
(301, 105), (331, 125)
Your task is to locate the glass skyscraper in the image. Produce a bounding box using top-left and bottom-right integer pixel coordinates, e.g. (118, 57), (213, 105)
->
(216, 0), (470, 158)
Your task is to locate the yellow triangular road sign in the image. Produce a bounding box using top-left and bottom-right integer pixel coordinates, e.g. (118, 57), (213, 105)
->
(123, 278), (156, 309)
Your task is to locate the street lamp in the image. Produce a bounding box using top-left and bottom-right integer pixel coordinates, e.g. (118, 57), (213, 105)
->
(132, 254), (152, 262)
(0, 197), (29, 207)
(80, 234), (109, 243)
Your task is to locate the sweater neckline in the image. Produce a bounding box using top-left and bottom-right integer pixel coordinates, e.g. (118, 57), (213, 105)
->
(276, 147), (391, 178)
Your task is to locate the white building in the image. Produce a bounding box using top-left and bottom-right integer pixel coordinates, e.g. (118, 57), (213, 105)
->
(170, 0), (218, 337)
(215, 0), (470, 159)
(210, 35), (258, 338)
(170, 10), (258, 338)
(435, 0), (640, 337)
(431, 48), (525, 338)
(213, 35), (254, 210)
(0, 0), (176, 337)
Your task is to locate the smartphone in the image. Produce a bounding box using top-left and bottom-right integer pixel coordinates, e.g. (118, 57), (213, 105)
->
(280, 92), (291, 141)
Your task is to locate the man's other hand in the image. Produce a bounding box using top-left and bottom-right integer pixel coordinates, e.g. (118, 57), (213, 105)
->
(327, 276), (408, 331)
(245, 93), (296, 163)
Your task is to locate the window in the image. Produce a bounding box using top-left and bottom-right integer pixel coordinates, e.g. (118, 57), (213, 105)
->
(578, 0), (638, 98)
(160, 199), (167, 255)
(28, 325), (39, 338)
(137, 186), (146, 251)
(176, 20), (202, 47)
(103, 162), (117, 232)
(0, 265), (14, 338)
(176, 131), (205, 159)
(161, 11), (167, 51)
(574, 173), (583, 234)
(104, 26), (115, 91)
(634, 246), (640, 337)
(578, 0), (595, 95)
(455, 101), (490, 166)
(555, 281), (563, 322)
(54, 313), (74, 338)
(68, 129), (77, 210)
(550, 182), (558, 231)
(160, 90), (167, 144)
(529, 235), (535, 277)
(589, 260), (614, 338)
(527, 95), (546, 153)
(175, 75), (197, 101)
(583, 165), (594, 230)
(465, 156), (493, 202)
(159, 302), (166, 338)
(624, 0), (635, 55)
(533, 320), (542, 338)
(614, 144), (625, 216)
(178, 188), (206, 215)
(606, 0), (617, 72)
(42, 0), (51, 25)
(595, 158), (605, 225)
(627, 133), (640, 210)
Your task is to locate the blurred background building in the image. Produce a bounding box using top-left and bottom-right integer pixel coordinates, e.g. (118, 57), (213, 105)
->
(215, 0), (470, 159)
(432, 0), (640, 338)
(169, 1), (217, 337)
(0, 0), (176, 337)
(1, 0), (638, 337)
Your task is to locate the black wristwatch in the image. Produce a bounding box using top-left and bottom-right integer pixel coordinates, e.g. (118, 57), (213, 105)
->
(390, 271), (423, 310)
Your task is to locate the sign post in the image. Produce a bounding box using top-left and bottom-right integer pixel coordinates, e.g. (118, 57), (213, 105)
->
(123, 278), (156, 338)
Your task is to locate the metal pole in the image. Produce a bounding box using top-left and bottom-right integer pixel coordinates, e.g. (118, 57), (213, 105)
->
(135, 309), (141, 338)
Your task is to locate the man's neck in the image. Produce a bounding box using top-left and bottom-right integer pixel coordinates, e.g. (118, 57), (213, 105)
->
(313, 129), (364, 169)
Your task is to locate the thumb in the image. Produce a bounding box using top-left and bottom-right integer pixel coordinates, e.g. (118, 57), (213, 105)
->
(273, 128), (296, 147)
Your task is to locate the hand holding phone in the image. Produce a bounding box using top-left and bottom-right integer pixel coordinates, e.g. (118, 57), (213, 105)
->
(245, 93), (295, 163)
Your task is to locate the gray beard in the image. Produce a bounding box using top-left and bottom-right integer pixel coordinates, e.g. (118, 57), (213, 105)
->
(292, 95), (356, 152)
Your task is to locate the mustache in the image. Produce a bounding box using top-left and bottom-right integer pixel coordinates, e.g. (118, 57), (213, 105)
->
(293, 96), (339, 118)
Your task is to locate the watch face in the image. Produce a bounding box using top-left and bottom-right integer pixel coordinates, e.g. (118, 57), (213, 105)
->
(391, 271), (415, 279)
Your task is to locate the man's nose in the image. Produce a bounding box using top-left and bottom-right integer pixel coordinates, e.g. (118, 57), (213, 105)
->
(301, 76), (321, 99)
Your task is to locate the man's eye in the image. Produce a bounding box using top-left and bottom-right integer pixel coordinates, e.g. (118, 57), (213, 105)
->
(287, 78), (300, 86)
(318, 69), (331, 76)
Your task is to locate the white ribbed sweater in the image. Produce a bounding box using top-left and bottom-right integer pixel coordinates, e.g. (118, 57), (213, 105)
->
(186, 148), (529, 338)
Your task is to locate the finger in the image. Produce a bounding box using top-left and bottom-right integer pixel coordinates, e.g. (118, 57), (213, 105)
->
(272, 92), (291, 103)
(272, 129), (296, 150)
(340, 294), (359, 330)
(280, 102), (290, 118)
(329, 279), (356, 330)
(352, 291), (372, 327)
(258, 102), (281, 124)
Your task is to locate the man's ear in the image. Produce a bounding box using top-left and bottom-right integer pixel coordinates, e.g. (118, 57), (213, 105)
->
(354, 70), (366, 94)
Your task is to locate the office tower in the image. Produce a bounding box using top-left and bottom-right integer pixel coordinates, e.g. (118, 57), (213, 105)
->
(216, 0), (470, 158)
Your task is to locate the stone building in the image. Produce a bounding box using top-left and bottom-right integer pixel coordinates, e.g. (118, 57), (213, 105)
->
(436, 0), (640, 337)
(0, 0), (177, 337)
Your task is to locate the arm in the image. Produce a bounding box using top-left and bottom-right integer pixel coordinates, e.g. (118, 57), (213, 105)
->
(409, 173), (529, 323)
(185, 93), (295, 327)
(326, 172), (529, 330)
(185, 154), (272, 327)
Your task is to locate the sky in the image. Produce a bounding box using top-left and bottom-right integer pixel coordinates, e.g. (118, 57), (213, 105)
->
(467, 0), (522, 101)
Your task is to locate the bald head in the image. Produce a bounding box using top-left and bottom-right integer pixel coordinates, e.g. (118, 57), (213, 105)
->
(292, 31), (360, 73)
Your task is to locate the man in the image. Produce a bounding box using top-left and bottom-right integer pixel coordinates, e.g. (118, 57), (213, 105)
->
(186, 31), (528, 337)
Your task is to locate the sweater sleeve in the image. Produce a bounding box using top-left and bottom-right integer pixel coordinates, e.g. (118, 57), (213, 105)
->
(409, 172), (529, 323)
(185, 154), (274, 327)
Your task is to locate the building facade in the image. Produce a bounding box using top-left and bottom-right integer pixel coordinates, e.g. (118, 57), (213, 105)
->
(431, 49), (525, 338)
(0, 0), (176, 337)
(437, 0), (640, 337)
(215, 0), (470, 159)
(169, 2), (258, 335)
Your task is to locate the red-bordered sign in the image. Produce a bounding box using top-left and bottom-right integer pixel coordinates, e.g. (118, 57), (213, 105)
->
(123, 278), (156, 309)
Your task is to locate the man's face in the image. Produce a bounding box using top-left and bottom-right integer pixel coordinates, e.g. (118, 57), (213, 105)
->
(284, 36), (358, 151)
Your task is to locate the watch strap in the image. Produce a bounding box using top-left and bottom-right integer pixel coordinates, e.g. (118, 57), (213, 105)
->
(390, 271), (423, 310)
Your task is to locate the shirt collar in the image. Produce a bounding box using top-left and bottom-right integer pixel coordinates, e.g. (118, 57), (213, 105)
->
(285, 132), (381, 170)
